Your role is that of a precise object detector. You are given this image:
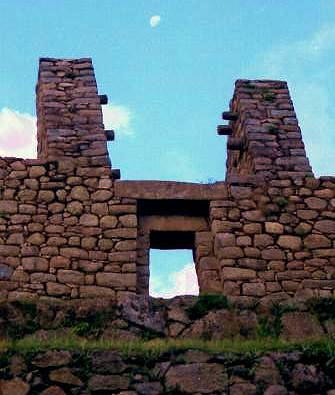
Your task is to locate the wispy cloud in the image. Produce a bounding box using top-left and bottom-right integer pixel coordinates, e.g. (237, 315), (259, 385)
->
(150, 262), (199, 298)
(102, 103), (133, 136)
(150, 15), (161, 28)
(0, 107), (36, 158)
(248, 24), (335, 176)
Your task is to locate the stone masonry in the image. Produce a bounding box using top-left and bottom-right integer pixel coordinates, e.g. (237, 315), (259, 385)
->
(0, 58), (334, 305)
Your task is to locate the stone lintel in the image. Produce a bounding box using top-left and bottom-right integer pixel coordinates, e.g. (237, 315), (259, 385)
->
(115, 180), (227, 200)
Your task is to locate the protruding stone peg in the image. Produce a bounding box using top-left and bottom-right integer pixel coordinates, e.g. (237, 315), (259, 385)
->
(227, 137), (245, 150)
(99, 94), (108, 105)
(111, 169), (121, 179)
(217, 125), (233, 136)
(106, 130), (115, 141)
(222, 111), (238, 121)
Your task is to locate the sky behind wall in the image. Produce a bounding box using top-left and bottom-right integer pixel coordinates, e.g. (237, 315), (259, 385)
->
(0, 1), (334, 297)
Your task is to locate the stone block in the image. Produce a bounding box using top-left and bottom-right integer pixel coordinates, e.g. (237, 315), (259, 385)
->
(255, 234), (274, 248)
(96, 272), (136, 288)
(70, 186), (89, 201)
(46, 282), (71, 296)
(281, 312), (324, 341)
(305, 197), (327, 210)
(222, 267), (256, 280)
(215, 233), (236, 247)
(314, 220), (335, 233)
(0, 200), (18, 214)
(165, 363), (227, 393)
(0, 245), (20, 257)
(265, 222), (284, 234)
(80, 213), (99, 226)
(80, 286), (115, 298)
(100, 216), (118, 229)
(22, 257), (48, 272)
(242, 283), (266, 296)
(277, 236), (302, 250)
(304, 234), (331, 248)
(261, 249), (285, 260)
(57, 270), (85, 285)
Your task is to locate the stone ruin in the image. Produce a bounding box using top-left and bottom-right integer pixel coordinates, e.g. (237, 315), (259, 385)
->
(0, 57), (334, 306)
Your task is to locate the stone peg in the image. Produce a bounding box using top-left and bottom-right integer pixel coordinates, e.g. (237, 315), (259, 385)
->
(217, 125), (233, 136)
(99, 94), (108, 105)
(105, 130), (115, 141)
(227, 137), (245, 150)
(111, 169), (121, 179)
(222, 111), (238, 121)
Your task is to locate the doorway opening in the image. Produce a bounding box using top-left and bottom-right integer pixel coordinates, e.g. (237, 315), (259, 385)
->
(149, 248), (199, 298)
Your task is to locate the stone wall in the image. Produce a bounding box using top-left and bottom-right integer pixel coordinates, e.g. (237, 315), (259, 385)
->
(3, 348), (335, 394)
(0, 157), (137, 301)
(211, 176), (335, 304)
(0, 57), (334, 303)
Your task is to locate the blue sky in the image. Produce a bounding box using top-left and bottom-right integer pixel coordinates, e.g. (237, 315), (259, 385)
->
(0, 1), (334, 296)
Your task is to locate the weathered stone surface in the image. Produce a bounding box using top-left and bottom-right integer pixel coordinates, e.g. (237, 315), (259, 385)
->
(49, 367), (83, 386)
(70, 186), (89, 201)
(0, 378), (30, 395)
(0, 200), (17, 214)
(100, 215), (118, 228)
(33, 351), (72, 368)
(27, 232), (45, 246)
(219, 246), (244, 259)
(80, 286), (115, 298)
(91, 351), (126, 374)
(222, 267), (256, 280)
(261, 249), (285, 260)
(265, 222), (284, 234)
(264, 385), (288, 395)
(277, 236), (302, 250)
(96, 272), (136, 288)
(165, 363), (228, 393)
(255, 234), (274, 248)
(58, 270), (85, 285)
(88, 374), (130, 391)
(80, 213), (99, 226)
(47, 282), (71, 296)
(254, 356), (282, 386)
(304, 234), (331, 248)
(91, 190), (113, 202)
(314, 220), (335, 233)
(281, 312), (324, 341)
(134, 382), (163, 395)
(41, 386), (66, 395)
(66, 201), (83, 215)
(305, 197), (327, 210)
(119, 214), (137, 227)
(242, 282), (266, 296)
(0, 245), (20, 257)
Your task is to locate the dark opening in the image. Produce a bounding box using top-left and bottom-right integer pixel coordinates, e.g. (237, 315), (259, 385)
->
(150, 231), (195, 249)
(138, 199), (209, 217)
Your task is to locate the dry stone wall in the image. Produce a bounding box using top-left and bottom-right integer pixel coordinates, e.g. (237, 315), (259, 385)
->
(0, 57), (334, 304)
(0, 157), (137, 301)
(211, 176), (335, 305)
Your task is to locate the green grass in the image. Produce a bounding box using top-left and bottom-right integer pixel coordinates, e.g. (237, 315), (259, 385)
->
(1, 336), (335, 359)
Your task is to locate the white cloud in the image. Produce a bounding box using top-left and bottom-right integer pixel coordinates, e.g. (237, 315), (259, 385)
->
(102, 104), (132, 136)
(0, 107), (36, 158)
(247, 24), (335, 177)
(150, 262), (199, 298)
(150, 15), (161, 28)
